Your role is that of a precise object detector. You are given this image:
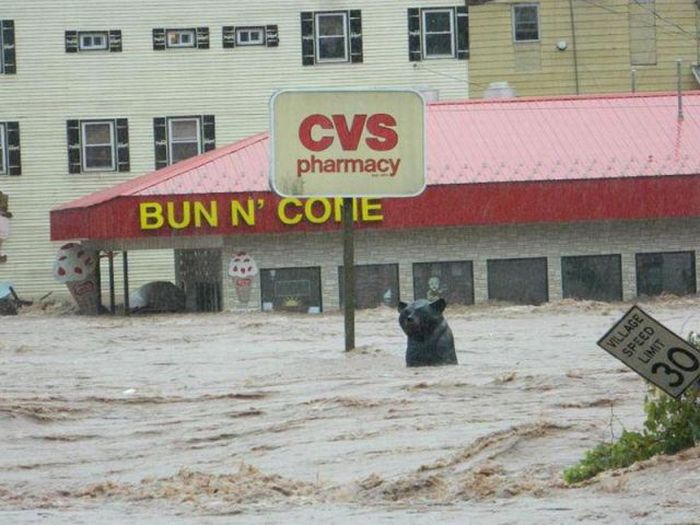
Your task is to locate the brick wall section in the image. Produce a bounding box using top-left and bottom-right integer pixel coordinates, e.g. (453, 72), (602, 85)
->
(222, 217), (700, 311)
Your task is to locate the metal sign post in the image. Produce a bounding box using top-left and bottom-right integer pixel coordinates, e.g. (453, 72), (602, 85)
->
(343, 197), (355, 351)
(598, 305), (700, 398)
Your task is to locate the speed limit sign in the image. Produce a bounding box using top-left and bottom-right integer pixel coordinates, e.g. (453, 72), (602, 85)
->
(598, 305), (700, 398)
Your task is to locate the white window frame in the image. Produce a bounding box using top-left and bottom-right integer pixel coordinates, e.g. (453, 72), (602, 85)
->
(422, 8), (455, 59)
(512, 3), (540, 43)
(168, 117), (201, 165)
(0, 123), (6, 174)
(79, 32), (109, 51)
(236, 27), (265, 46)
(314, 12), (349, 63)
(81, 120), (116, 172)
(0, 28), (4, 73)
(166, 29), (196, 48)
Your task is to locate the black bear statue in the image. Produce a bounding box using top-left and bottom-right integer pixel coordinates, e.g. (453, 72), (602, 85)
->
(398, 298), (458, 367)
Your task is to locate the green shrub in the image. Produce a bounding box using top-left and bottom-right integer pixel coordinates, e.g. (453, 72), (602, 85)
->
(563, 334), (700, 485)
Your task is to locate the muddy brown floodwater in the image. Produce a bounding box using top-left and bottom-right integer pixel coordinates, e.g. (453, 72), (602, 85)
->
(1, 298), (699, 524)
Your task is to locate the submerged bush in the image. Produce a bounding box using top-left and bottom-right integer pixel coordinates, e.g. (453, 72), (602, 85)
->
(563, 335), (700, 485)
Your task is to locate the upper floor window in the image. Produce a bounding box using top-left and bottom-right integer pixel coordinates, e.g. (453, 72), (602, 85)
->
(316, 12), (348, 62)
(407, 7), (468, 61)
(82, 121), (115, 171)
(300, 11), (363, 65)
(153, 27), (209, 50)
(0, 20), (16, 74)
(512, 4), (539, 42)
(0, 123), (6, 174)
(167, 29), (195, 48)
(65, 30), (122, 53)
(66, 119), (129, 174)
(153, 115), (215, 169)
(80, 32), (108, 50)
(0, 122), (21, 176)
(222, 25), (279, 48)
(237, 27), (265, 46)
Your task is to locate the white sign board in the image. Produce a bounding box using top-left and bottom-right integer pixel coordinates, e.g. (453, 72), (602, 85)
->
(597, 305), (700, 398)
(269, 89), (426, 198)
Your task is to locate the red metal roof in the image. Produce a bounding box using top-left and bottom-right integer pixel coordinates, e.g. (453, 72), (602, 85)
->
(51, 91), (700, 241)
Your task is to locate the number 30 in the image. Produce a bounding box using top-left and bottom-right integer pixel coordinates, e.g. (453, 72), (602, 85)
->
(651, 347), (700, 388)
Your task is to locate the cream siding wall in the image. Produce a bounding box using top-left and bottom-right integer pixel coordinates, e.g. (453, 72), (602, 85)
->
(469, 0), (700, 97)
(222, 218), (700, 312)
(0, 0), (469, 300)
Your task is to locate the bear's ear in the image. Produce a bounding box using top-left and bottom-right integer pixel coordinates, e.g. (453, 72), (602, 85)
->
(430, 298), (446, 314)
(398, 301), (408, 312)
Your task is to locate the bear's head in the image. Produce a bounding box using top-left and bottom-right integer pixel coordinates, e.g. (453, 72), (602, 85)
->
(398, 298), (446, 340)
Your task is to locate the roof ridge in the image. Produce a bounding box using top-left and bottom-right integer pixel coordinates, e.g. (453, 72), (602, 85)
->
(429, 90), (700, 107)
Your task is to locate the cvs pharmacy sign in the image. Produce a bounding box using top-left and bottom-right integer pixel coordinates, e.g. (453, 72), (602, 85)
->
(270, 89), (425, 198)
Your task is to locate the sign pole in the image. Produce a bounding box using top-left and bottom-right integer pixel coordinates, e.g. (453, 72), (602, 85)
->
(343, 197), (355, 351)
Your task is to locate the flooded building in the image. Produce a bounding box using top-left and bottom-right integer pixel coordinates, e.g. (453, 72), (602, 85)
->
(51, 92), (700, 313)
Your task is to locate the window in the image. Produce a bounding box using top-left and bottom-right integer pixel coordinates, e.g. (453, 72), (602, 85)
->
(636, 252), (696, 297)
(82, 121), (115, 171)
(487, 257), (548, 305)
(0, 20), (16, 74)
(512, 4), (539, 42)
(153, 28), (209, 50)
(562, 255), (622, 302)
(300, 11), (362, 65)
(223, 25), (278, 48)
(153, 115), (215, 169)
(339, 263), (399, 309)
(66, 119), (129, 174)
(407, 7), (468, 61)
(0, 122), (20, 176)
(169, 118), (200, 164)
(65, 30), (122, 53)
(413, 261), (474, 305)
(79, 32), (108, 50)
(0, 123), (6, 174)
(167, 29), (195, 48)
(315, 12), (348, 62)
(629, 0), (656, 65)
(422, 9), (454, 58)
(261, 267), (322, 313)
(236, 27), (265, 46)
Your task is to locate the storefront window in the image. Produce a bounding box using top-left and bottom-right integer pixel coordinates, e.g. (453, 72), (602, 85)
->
(413, 261), (473, 305)
(487, 257), (548, 305)
(636, 251), (696, 297)
(339, 263), (399, 309)
(260, 267), (322, 313)
(562, 254), (622, 302)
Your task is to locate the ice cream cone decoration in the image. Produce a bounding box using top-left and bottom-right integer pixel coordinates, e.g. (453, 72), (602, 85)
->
(228, 252), (259, 304)
(52, 242), (99, 313)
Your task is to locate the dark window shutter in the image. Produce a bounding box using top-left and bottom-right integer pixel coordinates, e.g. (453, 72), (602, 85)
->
(266, 25), (279, 47)
(222, 26), (236, 48)
(300, 12), (314, 66)
(408, 8), (421, 61)
(456, 6), (469, 59)
(115, 118), (130, 172)
(196, 27), (209, 49)
(152, 28), (165, 50)
(66, 120), (82, 174)
(109, 30), (122, 52)
(6, 122), (20, 176)
(153, 117), (168, 169)
(349, 10), (363, 63)
(65, 30), (79, 53)
(202, 115), (215, 152)
(2, 20), (16, 73)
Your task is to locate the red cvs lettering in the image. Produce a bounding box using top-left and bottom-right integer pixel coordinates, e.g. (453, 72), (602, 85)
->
(298, 113), (399, 152)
